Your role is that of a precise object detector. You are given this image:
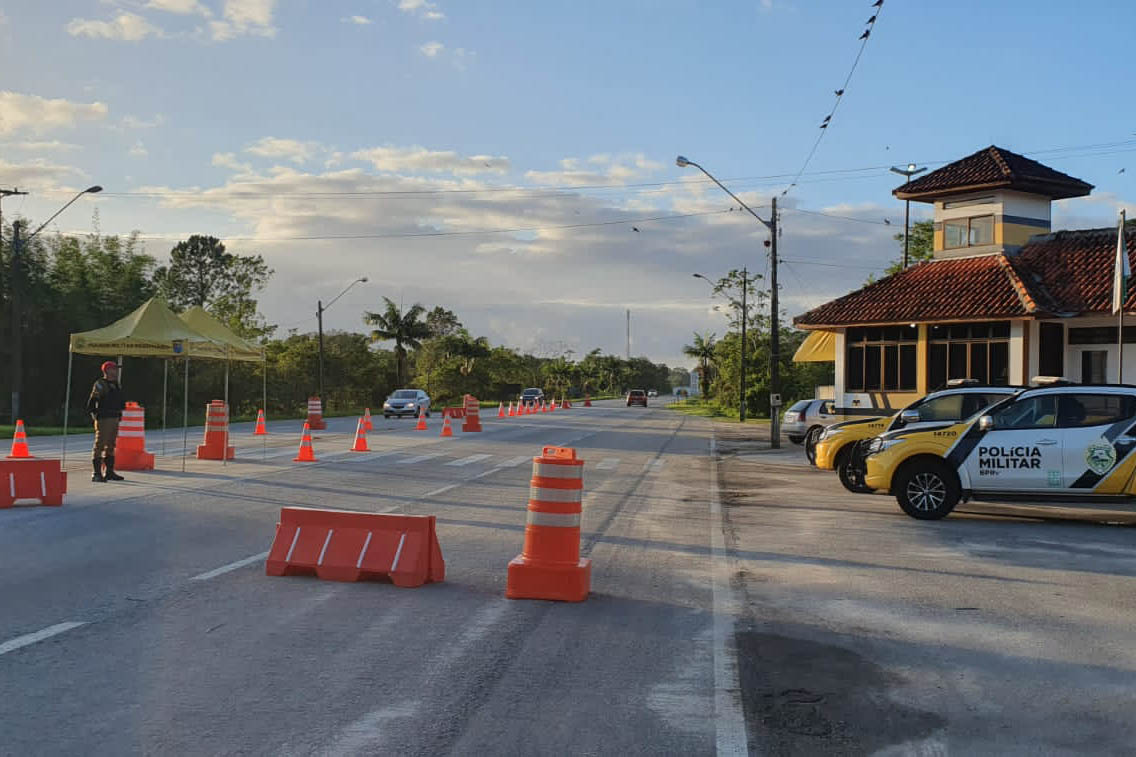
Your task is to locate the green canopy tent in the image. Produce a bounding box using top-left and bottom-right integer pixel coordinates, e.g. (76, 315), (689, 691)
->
(66, 298), (228, 470)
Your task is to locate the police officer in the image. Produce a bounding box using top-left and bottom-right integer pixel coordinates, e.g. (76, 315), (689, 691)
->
(87, 360), (126, 482)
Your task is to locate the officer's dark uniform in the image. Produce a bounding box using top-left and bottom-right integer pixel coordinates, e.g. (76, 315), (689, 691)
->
(87, 375), (125, 482)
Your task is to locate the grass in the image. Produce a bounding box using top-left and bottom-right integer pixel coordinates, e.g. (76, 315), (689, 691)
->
(665, 399), (772, 424)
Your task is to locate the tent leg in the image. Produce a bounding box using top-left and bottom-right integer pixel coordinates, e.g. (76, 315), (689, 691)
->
(162, 359), (168, 458)
(222, 358), (229, 468)
(263, 355), (268, 461)
(62, 352), (73, 467)
(182, 357), (189, 473)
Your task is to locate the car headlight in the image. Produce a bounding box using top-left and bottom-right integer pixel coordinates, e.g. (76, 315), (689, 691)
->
(406, 402), (415, 408)
(818, 428), (832, 441)
(382, 401), (391, 408)
(865, 437), (904, 455)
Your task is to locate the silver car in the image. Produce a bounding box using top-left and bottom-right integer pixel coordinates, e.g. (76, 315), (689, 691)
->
(782, 399), (839, 445)
(383, 389), (431, 418)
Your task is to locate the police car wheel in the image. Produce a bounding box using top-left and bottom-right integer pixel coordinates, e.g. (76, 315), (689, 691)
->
(804, 427), (823, 465)
(788, 435), (804, 445)
(836, 447), (872, 494)
(895, 461), (959, 520)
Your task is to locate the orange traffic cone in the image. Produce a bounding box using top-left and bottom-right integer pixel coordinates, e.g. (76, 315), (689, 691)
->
(6, 420), (32, 459)
(542, 400), (549, 413)
(497, 402), (505, 418)
(440, 414), (454, 438)
(507, 402), (515, 417)
(584, 395), (592, 407)
(294, 422), (317, 462)
(550, 398), (557, 411)
(415, 406), (428, 431)
(363, 407), (374, 431)
(350, 418), (370, 452)
(254, 409), (267, 435)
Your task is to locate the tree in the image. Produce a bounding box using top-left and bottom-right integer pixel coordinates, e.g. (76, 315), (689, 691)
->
(151, 234), (273, 338)
(683, 332), (717, 396)
(363, 297), (431, 386)
(883, 220), (934, 276)
(425, 306), (462, 338)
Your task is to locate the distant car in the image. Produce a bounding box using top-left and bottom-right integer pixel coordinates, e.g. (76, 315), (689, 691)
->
(520, 387), (545, 406)
(627, 389), (648, 407)
(647, 389), (658, 397)
(782, 399), (840, 445)
(383, 389), (430, 418)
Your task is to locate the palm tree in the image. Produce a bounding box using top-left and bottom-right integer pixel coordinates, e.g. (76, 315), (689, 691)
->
(683, 332), (717, 394)
(363, 297), (432, 386)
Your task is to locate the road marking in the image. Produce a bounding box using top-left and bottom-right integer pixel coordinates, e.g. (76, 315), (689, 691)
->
(642, 458), (665, 473)
(190, 551), (271, 581)
(0, 621), (86, 657)
(596, 457), (620, 470)
(400, 452), (445, 465)
(709, 436), (750, 756)
(471, 466), (506, 480)
(446, 454), (492, 467)
(424, 483), (460, 497)
(501, 455), (532, 468)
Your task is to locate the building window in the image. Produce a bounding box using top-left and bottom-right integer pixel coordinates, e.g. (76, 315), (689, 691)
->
(1068, 326), (1136, 345)
(1039, 323), (1065, 377)
(1082, 351), (1107, 384)
(845, 325), (917, 392)
(927, 321), (1010, 388)
(944, 215), (995, 249)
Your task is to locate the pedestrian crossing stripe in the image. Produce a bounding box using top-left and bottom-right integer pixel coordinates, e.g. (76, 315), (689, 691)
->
(596, 458), (620, 470)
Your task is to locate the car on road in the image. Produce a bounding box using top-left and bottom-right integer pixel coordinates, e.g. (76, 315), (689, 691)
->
(862, 384), (1136, 520)
(814, 383), (1020, 491)
(383, 389), (430, 418)
(782, 398), (840, 450)
(519, 387), (545, 406)
(647, 389), (658, 398)
(627, 389), (648, 407)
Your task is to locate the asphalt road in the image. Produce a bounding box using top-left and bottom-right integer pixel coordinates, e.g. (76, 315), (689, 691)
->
(1, 401), (744, 756)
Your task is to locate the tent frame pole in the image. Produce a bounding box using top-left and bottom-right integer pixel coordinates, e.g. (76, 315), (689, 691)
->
(263, 353), (268, 461)
(162, 359), (168, 457)
(182, 357), (190, 473)
(223, 353), (230, 467)
(62, 352), (73, 467)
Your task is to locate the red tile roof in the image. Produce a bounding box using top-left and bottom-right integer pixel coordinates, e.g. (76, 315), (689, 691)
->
(893, 146), (1092, 201)
(794, 225), (1136, 327)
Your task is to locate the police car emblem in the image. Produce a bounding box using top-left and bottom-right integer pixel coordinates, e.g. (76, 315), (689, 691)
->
(1085, 440), (1117, 476)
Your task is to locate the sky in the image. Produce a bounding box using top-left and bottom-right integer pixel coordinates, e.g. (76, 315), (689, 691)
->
(2, 0), (1135, 369)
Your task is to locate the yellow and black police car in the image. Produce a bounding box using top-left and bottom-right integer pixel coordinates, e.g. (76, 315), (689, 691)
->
(862, 383), (1136, 519)
(813, 383), (1019, 493)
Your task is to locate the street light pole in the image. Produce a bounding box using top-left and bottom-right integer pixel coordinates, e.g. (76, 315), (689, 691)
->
(890, 163), (927, 269)
(316, 277), (368, 413)
(679, 156), (778, 444)
(10, 186), (101, 423)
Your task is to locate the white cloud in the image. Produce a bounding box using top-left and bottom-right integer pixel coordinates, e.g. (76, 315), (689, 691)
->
(0, 157), (87, 190)
(0, 91), (109, 136)
(146, 0), (212, 16)
(350, 145), (508, 174)
(129, 140), (149, 158)
(244, 136), (323, 164)
(399, 0), (445, 20)
(419, 40), (443, 57)
(212, 151), (255, 174)
(2, 140), (81, 152)
(120, 113), (166, 130)
(525, 153), (664, 186)
(66, 12), (161, 41)
(210, 0), (277, 40)
(341, 15), (373, 25)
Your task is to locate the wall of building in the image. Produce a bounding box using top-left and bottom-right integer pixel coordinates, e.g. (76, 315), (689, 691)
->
(931, 190), (1052, 254)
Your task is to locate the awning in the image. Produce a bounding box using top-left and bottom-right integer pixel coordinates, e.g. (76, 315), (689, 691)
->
(792, 330), (836, 362)
(178, 306), (265, 363)
(69, 298), (222, 357)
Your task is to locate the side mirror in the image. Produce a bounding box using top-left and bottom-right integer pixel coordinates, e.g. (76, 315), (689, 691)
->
(978, 415), (995, 431)
(900, 409), (921, 424)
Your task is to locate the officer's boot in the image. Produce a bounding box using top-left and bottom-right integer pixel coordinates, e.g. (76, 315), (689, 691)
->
(92, 458), (105, 483)
(104, 456), (125, 481)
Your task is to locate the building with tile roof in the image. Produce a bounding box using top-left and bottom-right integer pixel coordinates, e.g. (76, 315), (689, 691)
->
(793, 146), (1134, 414)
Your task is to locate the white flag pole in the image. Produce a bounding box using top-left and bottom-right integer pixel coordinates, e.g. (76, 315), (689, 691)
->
(1118, 210), (1129, 383)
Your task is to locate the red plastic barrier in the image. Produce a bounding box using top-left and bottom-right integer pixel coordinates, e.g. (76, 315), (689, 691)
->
(445, 407), (466, 419)
(0, 459), (67, 508)
(265, 507), (445, 587)
(461, 394), (482, 432)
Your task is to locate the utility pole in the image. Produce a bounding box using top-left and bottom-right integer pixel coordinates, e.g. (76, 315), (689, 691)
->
(889, 164), (927, 269)
(626, 309), (630, 361)
(317, 299), (325, 408)
(739, 265), (747, 424)
(10, 220), (22, 423)
(769, 197), (781, 449)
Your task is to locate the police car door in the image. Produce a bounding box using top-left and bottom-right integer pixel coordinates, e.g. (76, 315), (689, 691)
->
(1059, 393), (1136, 490)
(963, 394), (1062, 491)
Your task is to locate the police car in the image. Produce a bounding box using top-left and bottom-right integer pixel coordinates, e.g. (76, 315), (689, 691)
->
(862, 383), (1136, 520)
(814, 383), (1019, 493)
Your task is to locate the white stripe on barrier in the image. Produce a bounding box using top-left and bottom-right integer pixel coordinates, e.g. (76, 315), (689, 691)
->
(8, 473), (13, 498)
(390, 532), (407, 572)
(40, 472), (45, 497)
(531, 462), (583, 480)
(285, 527), (302, 562)
(356, 531), (373, 569)
(526, 511), (581, 527)
(529, 485), (582, 504)
(318, 529), (334, 566)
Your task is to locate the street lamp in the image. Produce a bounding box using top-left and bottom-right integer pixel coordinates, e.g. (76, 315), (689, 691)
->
(695, 270), (753, 424)
(317, 276), (368, 410)
(10, 185), (102, 422)
(679, 155), (781, 446)
(889, 163), (927, 269)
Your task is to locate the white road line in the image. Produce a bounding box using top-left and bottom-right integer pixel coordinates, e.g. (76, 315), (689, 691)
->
(190, 551), (270, 581)
(446, 454), (492, 467)
(709, 436), (750, 756)
(642, 458), (665, 473)
(596, 457), (620, 470)
(400, 452), (445, 465)
(501, 455), (532, 468)
(0, 621), (86, 657)
(424, 483), (460, 497)
(471, 466), (506, 480)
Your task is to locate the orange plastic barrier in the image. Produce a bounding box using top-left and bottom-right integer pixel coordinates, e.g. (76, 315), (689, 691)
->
(306, 396), (326, 430)
(7, 420), (32, 459)
(506, 446), (591, 602)
(114, 402), (155, 471)
(563, 398), (572, 409)
(461, 395), (482, 432)
(265, 507), (445, 586)
(254, 409), (268, 435)
(584, 395), (592, 407)
(294, 422), (317, 462)
(196, 401), (235, 460)
(0, 459), (66, 508)
(445, 407), (466, 419)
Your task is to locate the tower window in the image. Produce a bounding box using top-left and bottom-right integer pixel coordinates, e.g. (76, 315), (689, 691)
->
(944, 215), (995, 249)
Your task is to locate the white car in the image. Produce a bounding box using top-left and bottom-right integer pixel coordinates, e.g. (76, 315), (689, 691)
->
(383, 389), (431, 418)
(647, 389), (658, 397)
(782, 399), (840, 446)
